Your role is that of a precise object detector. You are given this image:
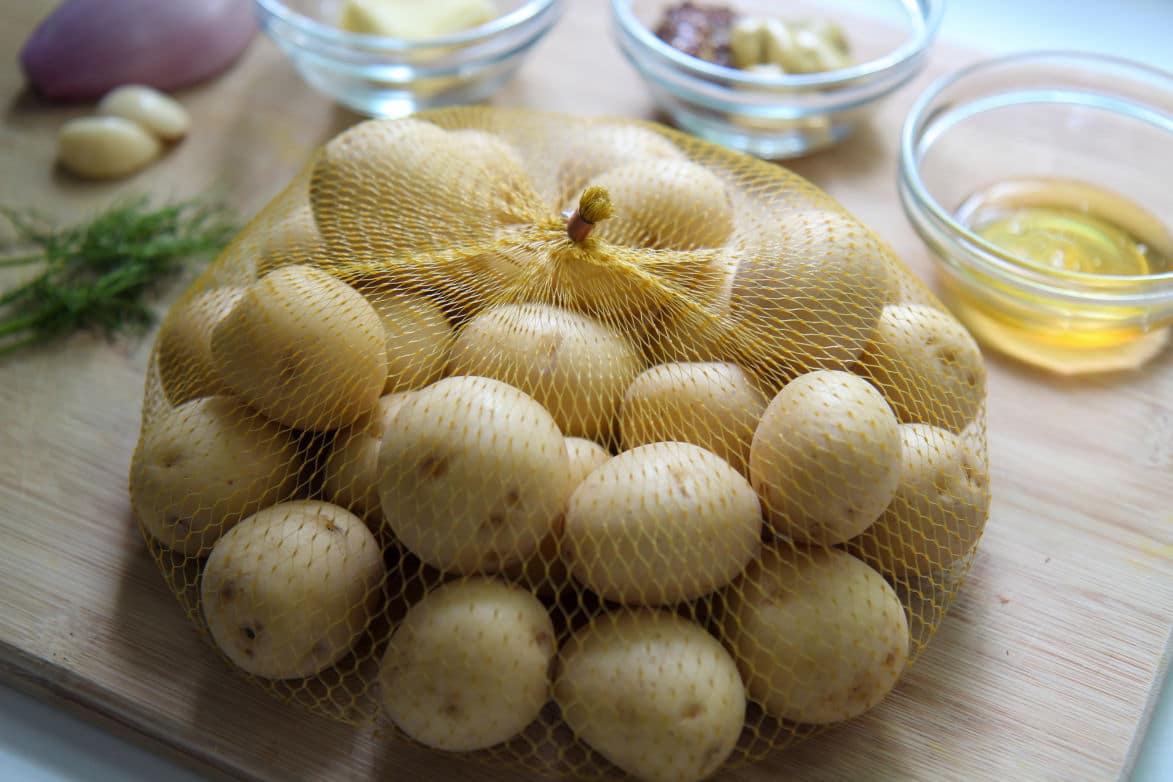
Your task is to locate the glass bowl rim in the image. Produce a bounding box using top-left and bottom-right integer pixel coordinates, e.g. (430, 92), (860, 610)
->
(899, 49), (1173, 292)
(609, 0), (946, 89)
(253, 0), (559, 51)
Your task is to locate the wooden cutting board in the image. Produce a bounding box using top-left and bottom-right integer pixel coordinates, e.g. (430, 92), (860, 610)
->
(1, 2), (1170, 781)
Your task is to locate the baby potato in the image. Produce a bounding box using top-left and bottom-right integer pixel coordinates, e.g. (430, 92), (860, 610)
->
(582, 158), (735, 251)
(201, 501), (385, 679)
(365, 290), (452, 394)
(729, 209), (890, 380)
(619, 361), (768, 476)
(502, 437), (609, 595)
(129, 396), (302, 556)
(849, 424), (990, 578)
(155, 286), (245, 405)
(721, 545), (909, 724)
(749, 370), (901, 545)
(211, 265), (388, 431)
(446, 303), (644, 444)
(321, 392), (414, 521)
(379, 577), (555, 752)
(552, 121), (685, 206)
(310, 119), (543, 257)
(377, 376), (574, 574)
(555, 610), (745, 782)
(565, 437), (610, 488)
(857, 303), (986, 433)
(565, 442), (762, 605)
(254, 202), (326, 278)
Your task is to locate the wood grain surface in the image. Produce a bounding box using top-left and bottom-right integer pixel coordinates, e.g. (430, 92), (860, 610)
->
(1, 2), (1170, 781)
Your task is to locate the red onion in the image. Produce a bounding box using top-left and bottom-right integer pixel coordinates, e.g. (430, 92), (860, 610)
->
(21, 0), (258, 101)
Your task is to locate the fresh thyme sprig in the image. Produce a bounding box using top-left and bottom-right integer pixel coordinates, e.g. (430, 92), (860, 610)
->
(0, 196), (236, 356)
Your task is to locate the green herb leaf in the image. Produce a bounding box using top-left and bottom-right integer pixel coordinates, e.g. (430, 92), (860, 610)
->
(0, 195), (236, 356)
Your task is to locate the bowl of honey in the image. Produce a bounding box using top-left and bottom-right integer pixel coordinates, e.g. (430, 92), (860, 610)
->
(899, 51), (1173, 374)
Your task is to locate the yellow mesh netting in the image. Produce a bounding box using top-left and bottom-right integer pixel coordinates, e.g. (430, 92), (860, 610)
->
(129, 107), (989, 781)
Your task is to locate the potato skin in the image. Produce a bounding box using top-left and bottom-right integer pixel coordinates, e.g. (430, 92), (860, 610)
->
(211, 265), (388, 432)
(848, 423), (990, 578)
(446, 303), (644, 445)
(365, 290), (452, 394)
(729, 209), (890, 380)
(555, 611), (745, 782)
(129, 396), (302, 556)
(749, 369), (902, 545)
(565, 437), (611, 488)
(502, 437), (609, 595)
(551, 122), (685, 207)
(155, 286), (245, 405)
(721, 546), (909, 724)
(379, 578), (555, 752)
(619, 361), (768, 476)
(321, 392), (413, 521)
(377, 376), (573, 575)
(200, 501), (385, 679)
(857, 303), (986, 433)
(565, 442), (762, 605)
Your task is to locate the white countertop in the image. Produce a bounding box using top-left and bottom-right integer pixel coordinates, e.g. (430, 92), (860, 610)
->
(1, 1), (1170, 780)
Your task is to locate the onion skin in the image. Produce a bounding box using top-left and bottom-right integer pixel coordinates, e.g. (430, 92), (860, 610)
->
(21, 0), (258, 101)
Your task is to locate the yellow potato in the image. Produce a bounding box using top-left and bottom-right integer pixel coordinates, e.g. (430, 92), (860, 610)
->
(365, 290), (452, 394)
(129, 396), (302, 556)
(552, 121), (686, 207)
(211, 265), (387, 431)
(377, 376), (573, 574)
(857, 303), (986, 433)
(555, 610), (745, 782)
(565, 442), (762, 605)
(580, 158), (735, 251)
(201, 501), (384, 679)
(849, 424), (990, 578)
(749, 369), (901, 545)
(321, 392), (414, 521)
(502, 437), (609, 596)
(254, 202), (326, 278)
(446, 303), (644, 444)
(619, 361), (768, 476)
(728, 209), (890, 380)
(379, 577), (555, 751)
(155, 286), (245, 405)
(565, 437), (610, 487)
(310, 119), (543, 257)
(721, 545), (909, 724)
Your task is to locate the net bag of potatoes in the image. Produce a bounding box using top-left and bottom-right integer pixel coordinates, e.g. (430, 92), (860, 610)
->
(129, 107), (989, 781)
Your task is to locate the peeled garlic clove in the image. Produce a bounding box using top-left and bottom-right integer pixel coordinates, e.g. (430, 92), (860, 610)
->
(730, 17), (767, 69)
(98, 85), (190, 141)
(57, 116), (162, 179)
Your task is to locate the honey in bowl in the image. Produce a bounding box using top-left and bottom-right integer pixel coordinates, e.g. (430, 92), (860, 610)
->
(947, 177), (1173, 374)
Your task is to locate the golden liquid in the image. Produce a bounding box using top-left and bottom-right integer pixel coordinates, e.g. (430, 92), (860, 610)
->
(948, 177), (1172, 374)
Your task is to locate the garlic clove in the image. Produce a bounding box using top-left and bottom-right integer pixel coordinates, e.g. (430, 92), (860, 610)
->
(98, 85), (190, 141)
(57, 116), (162, 179)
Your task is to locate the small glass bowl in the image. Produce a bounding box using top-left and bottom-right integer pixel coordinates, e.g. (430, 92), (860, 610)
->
(610, 0), (943, 158)
(899, 52), (1173, 375)
(254, 0), (562, 117)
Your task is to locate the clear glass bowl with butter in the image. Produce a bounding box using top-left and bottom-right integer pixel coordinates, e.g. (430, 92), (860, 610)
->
(611, 0), (943, 158)
(899, 51), (1173, 374)
(255, 0), (562, 117)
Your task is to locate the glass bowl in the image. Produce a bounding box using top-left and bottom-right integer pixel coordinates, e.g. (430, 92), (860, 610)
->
(254, 0), (562, 117)
(899, 52), (1173, 375)
(610, 0), (943, 158)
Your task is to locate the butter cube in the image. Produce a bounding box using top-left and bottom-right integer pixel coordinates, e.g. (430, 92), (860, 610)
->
(340, 0), (498, 40)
